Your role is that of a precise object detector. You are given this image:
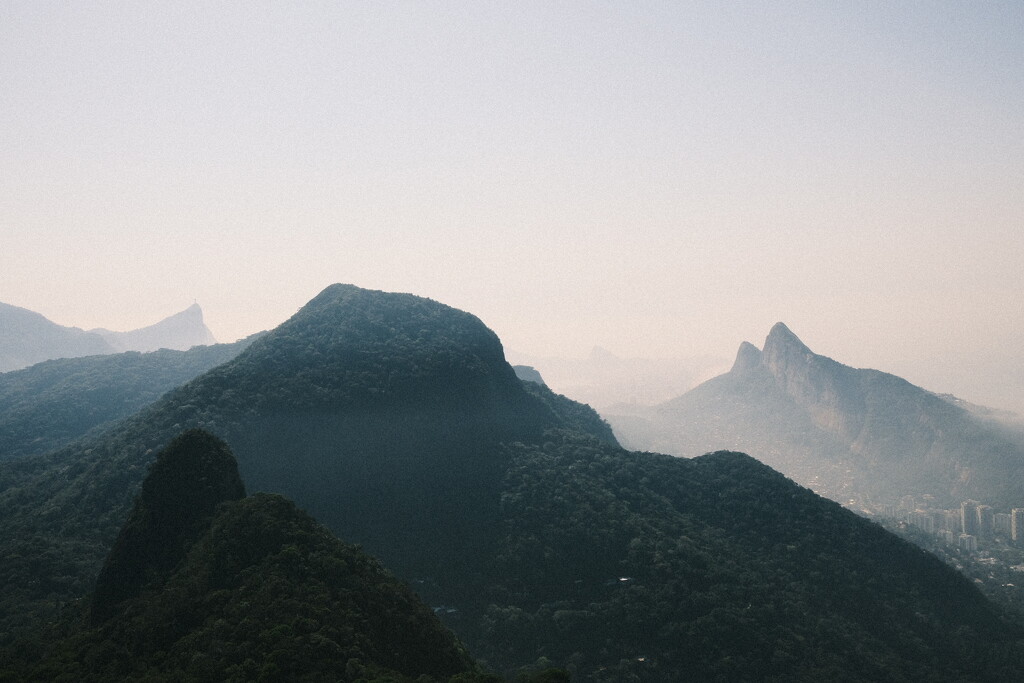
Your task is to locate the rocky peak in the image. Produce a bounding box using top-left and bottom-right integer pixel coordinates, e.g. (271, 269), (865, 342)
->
(762, 322), (815, 379)
(90, 429), (245, 623)
(730, 341), (764, 374)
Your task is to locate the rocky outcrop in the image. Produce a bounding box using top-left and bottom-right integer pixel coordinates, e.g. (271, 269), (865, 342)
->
(90, 429), (245, 623)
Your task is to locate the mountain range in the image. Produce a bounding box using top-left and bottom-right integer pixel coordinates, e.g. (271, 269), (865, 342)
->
(0, 302), (217, 372)
(2, 288), (1023, 680)
(607, 322), (1024, 510)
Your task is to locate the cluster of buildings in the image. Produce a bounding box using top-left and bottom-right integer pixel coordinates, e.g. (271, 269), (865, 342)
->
(874, 496), (1024, 554)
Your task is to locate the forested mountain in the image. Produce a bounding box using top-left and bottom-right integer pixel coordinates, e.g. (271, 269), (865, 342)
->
(608, 322), (1024, 510)
(90, 303), (217, 353)
(0, 301), (218, 373)
(0, 302), (115, 372)
(1, 287), (1023, 680)
(0, 337), (256, 460)
(1, 430), (486, 682)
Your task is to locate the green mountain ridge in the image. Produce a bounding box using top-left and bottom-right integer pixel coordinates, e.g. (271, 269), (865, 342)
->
(0, 337), (256, 460)
(1, 287), (1023, 680)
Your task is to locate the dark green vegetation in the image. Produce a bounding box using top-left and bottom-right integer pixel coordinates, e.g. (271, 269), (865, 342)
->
(1, 430), (486, 682)
(608, 322), (1024, 510)
(2, 286), (1024, 680)
(0, 338), (254, 460)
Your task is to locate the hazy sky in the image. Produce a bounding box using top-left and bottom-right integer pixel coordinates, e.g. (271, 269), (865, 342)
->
(2, 2), (1023, 412)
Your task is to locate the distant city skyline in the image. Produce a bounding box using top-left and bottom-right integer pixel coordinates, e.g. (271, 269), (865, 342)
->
(2, 2), (1022, 413)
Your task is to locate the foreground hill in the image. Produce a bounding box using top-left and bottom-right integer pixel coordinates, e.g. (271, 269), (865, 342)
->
(1, 430), (483, 682)
(0, 302), (218, 372)
(608, 323), (1024, 510)
(0, 337), (256, 460)
(1, 288), (1022, 680)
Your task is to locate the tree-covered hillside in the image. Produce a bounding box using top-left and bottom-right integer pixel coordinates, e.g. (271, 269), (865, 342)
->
(456, 431), (1020, 681)
(0, 338), (256, 460)
(0, 430), (487, 682)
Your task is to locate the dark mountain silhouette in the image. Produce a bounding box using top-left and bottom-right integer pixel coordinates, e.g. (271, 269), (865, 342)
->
(608, 322), (1024, 509)
(0, 337), (256, 460)
(89, 429), (247, 624)
(1, 290), (1023, 680)
(6, 430), (484, 682)
(90, 303), (217, 353)
(0, 302), (115, 372)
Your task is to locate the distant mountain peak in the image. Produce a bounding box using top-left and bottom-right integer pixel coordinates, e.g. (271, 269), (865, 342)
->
(762, 322), (814, 374)
(764, 322), (809, 352)
(731, 341), (763, 374)
(93, 304), (218, 353)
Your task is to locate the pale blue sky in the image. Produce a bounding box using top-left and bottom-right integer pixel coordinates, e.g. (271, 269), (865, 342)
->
(2, 2), (1023, 412)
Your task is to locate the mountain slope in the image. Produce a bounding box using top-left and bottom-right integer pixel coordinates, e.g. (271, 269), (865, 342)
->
(3, 430), (481, 682)
(608, 323), (1024, 509)
(0, 284), (613, 636)
(0, 337), (255, 460)
(459, 432), (1019, 681)
(0, 303), (115, 372)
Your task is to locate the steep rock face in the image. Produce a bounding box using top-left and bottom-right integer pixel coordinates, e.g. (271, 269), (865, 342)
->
(92, 303), (218, 352)
(90, 429), (245, 623)
(761, 322), (867, 439)
(730, 341), (762, 374)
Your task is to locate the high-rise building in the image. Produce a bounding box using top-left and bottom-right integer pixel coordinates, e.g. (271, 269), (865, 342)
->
(961, 500), (979, 535)
(958, 533), (978, 554)
(1011, 508), (1024, 544)
(995, 512), (1012, 537)
(977, 505), (994, 536)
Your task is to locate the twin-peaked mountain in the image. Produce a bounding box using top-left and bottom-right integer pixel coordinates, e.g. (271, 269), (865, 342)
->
(2, 288), (1024, 680)
(608, 322), (1024, 509)
(0, 301), (217, 372)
